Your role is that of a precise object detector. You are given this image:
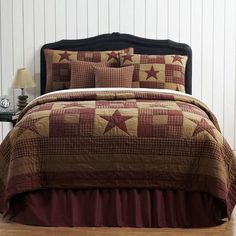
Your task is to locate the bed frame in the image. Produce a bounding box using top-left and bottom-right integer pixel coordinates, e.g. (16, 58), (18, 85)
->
(40, 32), (192, 95)
(5, 34), (230, 228)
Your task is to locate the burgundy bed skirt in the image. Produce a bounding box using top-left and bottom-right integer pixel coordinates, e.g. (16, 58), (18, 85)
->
(6, 189), (227, 227)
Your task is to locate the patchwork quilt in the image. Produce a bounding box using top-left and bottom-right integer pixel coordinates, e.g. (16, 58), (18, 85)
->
(0, 89), (235, 217)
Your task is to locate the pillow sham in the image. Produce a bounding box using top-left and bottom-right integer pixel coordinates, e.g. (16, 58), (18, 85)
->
(94, 65), (134, 88)
(120, 54), (188, 92)
(44, 49), (77, 93)
(77, 47), (133, 67)
(70, 61), (106, 88)
(44, 48), (134, 93)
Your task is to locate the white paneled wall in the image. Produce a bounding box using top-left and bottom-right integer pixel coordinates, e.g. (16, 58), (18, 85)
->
(0, 0), (236, 150)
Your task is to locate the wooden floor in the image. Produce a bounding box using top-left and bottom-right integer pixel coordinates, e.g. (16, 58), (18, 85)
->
(0, 209), (235, 236)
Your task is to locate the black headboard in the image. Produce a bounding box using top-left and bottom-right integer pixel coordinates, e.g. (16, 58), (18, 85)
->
(40, 32), (192, 95)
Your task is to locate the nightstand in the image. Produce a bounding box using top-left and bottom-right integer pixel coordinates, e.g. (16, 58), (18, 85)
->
(0, 111), (20, 126)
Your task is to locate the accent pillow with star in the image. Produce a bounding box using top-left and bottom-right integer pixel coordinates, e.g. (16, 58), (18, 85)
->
(94, 65), (134, 88)
(44, 48), (134, 93)
(119, 53), (188, 92)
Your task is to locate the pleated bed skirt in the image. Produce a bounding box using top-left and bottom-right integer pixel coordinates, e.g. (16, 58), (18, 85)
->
(6, 188), (226, 227)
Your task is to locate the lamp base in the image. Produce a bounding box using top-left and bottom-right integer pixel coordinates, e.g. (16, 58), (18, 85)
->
(17, 95), (28, 110)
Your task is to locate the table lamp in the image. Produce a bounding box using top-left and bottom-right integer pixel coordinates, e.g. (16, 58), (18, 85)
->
(12, 68), (36, 110)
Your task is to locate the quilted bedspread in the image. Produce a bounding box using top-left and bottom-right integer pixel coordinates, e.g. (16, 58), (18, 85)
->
(0, 88), (235, 216)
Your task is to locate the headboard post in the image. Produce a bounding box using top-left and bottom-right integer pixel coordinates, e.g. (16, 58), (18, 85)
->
(40, 32), (192, 95)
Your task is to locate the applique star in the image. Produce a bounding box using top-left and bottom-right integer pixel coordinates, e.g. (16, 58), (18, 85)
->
(106, 51), (118, 61)
(172, 55), (184, 64)
(100, 110), (133, 134)
(191, 118), (216, 139)
(16, 115), (42, 136)
(145, 66), (159, 80)
(58, 51), (72, 62)
(122, 54), (134, 63)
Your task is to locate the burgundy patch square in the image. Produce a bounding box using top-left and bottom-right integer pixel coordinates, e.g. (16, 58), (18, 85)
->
(77, 108), (95, 136)
(133, 64), (141, 82)
(52, 63), (71, 82)
(154, 124), (169, 137)
(168, 113), (183, 125)
(139, 81), (165, 89)
(168, 126), (182, 138)
(138, 109), (154, 136)
(49, 109), (66, 137)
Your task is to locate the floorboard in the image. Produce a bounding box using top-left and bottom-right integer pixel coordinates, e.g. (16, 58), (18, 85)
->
(0, 209), (235, 236)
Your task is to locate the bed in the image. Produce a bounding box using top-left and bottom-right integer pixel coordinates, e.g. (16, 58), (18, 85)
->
(0, 33), (235, 227)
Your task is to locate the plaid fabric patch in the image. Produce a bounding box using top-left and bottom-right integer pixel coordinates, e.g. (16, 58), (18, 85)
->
(94, 65), (134, 88)
(120, 54), (188, 92)
(77, 48), (134, 67)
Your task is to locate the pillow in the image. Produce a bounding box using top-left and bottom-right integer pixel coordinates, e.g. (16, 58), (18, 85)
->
(120, 54), (188, 92)
(44, 48), (134, 93)
(44, 49), (77, 93)
(77, 48), (134, 66)
(70, 61), (106, 88)
(94, 65), (134, 88)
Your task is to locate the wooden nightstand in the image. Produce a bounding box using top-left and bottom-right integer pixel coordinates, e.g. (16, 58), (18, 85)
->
(0, 111), (20, 126)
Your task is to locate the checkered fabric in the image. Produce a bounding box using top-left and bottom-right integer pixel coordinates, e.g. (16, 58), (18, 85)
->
(0, 90), (236, 218)
(70, 61), (107, 88)
(94, 65), (134, 88)
(77, 48), (133, 67)
(44, 48), (134, 93)
(120, 54), (188, 92)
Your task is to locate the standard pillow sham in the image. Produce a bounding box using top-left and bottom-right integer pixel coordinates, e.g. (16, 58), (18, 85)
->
(44, 48), (134, 93)
(70, 61), (106, 88)
(44, 49), (77, 93)
(120, 54), (188, 92)
(94, 65), (134, 88)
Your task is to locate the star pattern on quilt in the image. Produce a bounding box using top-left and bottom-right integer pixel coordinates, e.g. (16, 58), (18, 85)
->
(191, 118), (216, 139)
(106, 51), (119, 61)
(100, 110), (133, 134)
(122, 54), (134, 63)
(16, 115), (42, 136)
(145, 66), (159, 80)
(171, 55), (184, 64)
(58, 51), (72, 62)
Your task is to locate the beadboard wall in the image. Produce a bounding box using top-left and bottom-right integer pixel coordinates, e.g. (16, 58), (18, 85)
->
(0, 0), (236, 150)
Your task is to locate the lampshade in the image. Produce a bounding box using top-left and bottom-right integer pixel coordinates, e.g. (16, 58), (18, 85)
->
(12, 68), (36, 89)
